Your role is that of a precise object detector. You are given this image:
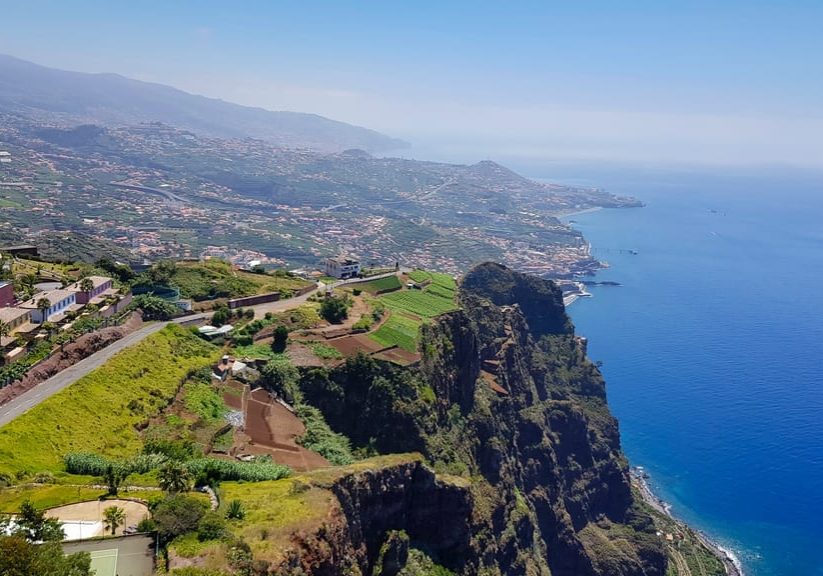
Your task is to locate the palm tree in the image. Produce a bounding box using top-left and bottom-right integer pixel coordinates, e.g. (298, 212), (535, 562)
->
(103, 506), (126, 535)
(79, 277), (94, 294)
(158, 462), (191, 494)
(35, 297), (51, 323)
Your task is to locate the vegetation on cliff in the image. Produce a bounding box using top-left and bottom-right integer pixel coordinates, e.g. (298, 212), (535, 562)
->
(174, 262), (669, 576)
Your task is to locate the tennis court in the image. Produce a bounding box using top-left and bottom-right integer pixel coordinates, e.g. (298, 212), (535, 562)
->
(89, 548), (118, 576)
(63, 534), (154, 576)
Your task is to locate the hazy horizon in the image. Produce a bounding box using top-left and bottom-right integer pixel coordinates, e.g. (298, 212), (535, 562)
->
(2, 1), (823, 168)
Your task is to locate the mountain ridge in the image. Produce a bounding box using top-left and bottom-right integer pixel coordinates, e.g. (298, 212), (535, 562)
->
(0, 54), (408, 153)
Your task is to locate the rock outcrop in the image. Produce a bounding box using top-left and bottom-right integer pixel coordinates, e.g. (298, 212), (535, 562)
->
(263, 262), (667, 575)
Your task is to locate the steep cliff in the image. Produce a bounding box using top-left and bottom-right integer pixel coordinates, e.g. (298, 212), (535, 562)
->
(212, 263), (666, 575)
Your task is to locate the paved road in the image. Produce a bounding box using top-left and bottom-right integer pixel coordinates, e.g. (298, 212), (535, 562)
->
(0, 271), (405, 428)
(0, 322), (168, 428)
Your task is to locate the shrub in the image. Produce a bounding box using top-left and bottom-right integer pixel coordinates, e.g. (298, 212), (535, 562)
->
(271, 325), (288, 353)
(132, 295), (178, 321)
(319, 295), (349, 324)
(295, 404), (354, 465)
(184, 458), (291, 483)
(64, 452), (111, 476)
(153, 495), (207, 543)
(260, 356), (301, 405)
(211, 305), (230, 327)
(197, 512), (227, 541)
(224, 499), (245, 520)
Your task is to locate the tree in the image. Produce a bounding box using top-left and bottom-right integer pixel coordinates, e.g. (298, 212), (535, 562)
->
(14, 499), (65, 542)
(158, 461), (192, 494)
(101, 463), (129, 496)
(148, 260), (177, 285)
(35, 297), (51, 323)
(0, 536), (92, 576)
(152, 495), (206, 544)
(79, 277), (94, 293)
(271, 325), (289, 353)
(261, 355), (302, 405)
(132, 294), (178, 321)
(319, 295), (349, 324)
(211, 305), (231, 327)
(0, 319), (9, 340)
(103, 506), (126, 535)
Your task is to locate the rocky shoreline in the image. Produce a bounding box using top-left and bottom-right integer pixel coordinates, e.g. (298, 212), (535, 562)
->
(630, 467), (743, 576)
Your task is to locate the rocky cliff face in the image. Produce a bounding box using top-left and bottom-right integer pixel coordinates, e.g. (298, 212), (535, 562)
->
(278, 262), (666, 576)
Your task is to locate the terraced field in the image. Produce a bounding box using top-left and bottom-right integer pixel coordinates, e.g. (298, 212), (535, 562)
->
(367, 270), (459, 353)
(378, 289), (458, 319)
(369, 313), (421, 352)
(354, 275), (401, 295)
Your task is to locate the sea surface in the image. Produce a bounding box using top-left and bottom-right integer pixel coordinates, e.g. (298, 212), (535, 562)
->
(538, 166), (823, 576)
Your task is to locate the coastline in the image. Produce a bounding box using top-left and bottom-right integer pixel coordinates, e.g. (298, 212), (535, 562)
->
(556, 206), (603, 219)
(630, 468), (743, 576)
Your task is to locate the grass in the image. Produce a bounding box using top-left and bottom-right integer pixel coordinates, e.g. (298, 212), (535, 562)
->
(353, 275), (401, 294)
(0, 485), (171, 512)
(407, 269), (432, 283)
(217, 454), (422, 566)
(0, 325), (220, 476)
(171, 260), (310, 301)
(369, 313), (421, 352)
(379, 289), (458, 319)
(216, 478), (336, 566)
(306, 342), (343, 360)
(232, 343), (279, 360)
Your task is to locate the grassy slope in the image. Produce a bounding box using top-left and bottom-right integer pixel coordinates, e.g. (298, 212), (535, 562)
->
(174, 454), (423, 568)
(0, 325), (220, 476)
(172, 260), (311, 300)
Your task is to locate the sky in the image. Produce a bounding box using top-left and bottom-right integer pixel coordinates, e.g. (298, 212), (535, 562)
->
(1, 0), (822, 167)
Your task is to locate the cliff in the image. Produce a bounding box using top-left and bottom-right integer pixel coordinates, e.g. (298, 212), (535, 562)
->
(192, 263), (667, 575)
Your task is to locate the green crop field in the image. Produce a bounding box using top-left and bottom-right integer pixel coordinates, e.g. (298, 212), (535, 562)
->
(0, 325), (220, 476)
(378, 289), (458, 319)
(429, 271), (457, 290)
(369, 313), (422, 352)
(407, 269), (431, 283)
(354, 275), (401, 294)
(424, 283), (456, 300)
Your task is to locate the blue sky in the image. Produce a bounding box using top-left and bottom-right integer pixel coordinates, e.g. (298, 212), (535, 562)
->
(1, 1), (822, 166)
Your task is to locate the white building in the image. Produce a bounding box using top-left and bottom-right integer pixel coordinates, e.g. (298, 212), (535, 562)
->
(324, 256), (361, 279)
(20, 289), (78, 323)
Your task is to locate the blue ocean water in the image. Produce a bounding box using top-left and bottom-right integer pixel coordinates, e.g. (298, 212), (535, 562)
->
(548, 167), (823, 576)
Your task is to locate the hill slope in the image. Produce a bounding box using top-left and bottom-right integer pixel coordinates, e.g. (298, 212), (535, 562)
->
(0, 54), (407, 153)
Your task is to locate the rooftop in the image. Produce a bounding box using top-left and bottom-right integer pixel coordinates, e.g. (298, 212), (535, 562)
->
(20, 289), (76, 309)
(0, 307), (30, 323)
(67, 275), (113, 292)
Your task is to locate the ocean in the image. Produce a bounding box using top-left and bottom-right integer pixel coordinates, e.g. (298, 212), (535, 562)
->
(537, 165), (823, 576)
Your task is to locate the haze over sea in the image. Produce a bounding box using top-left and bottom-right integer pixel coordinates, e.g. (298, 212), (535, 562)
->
(534, 165), (823, 576)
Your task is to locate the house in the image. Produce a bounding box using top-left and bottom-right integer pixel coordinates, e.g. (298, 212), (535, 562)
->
(0, 308), (33, 357)
(0, 307), (32, 334)
(0, 281), (14, 308)
(20, 289), (79, 323)
(324, 256), (361, 279)
(66, 276), (115, 305)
